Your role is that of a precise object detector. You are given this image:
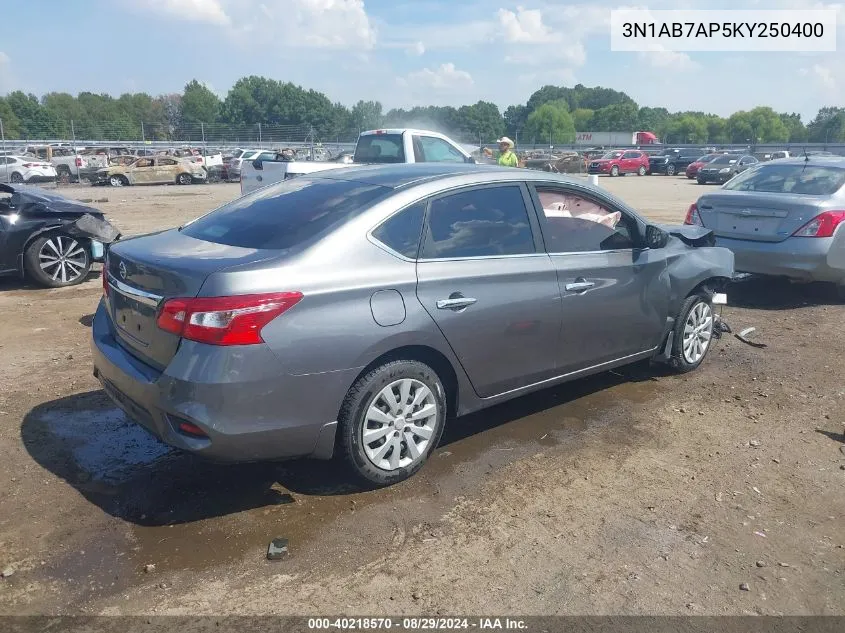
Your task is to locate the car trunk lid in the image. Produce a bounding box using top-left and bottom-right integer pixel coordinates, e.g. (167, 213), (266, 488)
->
(105, 229), (274, 369)
(695, 191), (829, 243)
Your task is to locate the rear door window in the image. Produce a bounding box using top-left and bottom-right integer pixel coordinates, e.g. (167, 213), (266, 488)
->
(421, 186), (535, 259)
(354, 134), (405, 163)
(181, 178), (392, 249)
(371, 202), (426, 259)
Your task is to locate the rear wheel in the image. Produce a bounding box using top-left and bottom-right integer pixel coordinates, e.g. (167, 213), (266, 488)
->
(56, 165), (72, 184)
(638, 165), (647, 176)
(338, 360), (447, 487)
(670, 294), (714, 373)
(10, 172), (23, 184)
(666, 164), (676, 176)
(24, 233), (91, 288)
(177, 172), (193, 185)
(697, 177), (706, 185)
(109, 175), (127, 187)
(610, 165), (620, 177)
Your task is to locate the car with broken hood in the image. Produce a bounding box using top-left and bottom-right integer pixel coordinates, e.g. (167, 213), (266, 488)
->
(687, 156), (845, 298)
(92, 155), (208, 187)
(0, 183), (120, 287)
(92, 164), (733, 487)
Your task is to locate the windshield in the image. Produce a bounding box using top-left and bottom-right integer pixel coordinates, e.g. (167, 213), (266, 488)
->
(723, 163), (845, 195)
(353, 134), (405, 163)
(601, 151), (623, 159)
(180, 177), (392, 249)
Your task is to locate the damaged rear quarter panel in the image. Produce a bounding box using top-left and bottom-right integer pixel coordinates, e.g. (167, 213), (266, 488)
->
(663, 234), (734, 315)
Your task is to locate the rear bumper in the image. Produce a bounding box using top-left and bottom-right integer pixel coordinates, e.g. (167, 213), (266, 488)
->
(715, 234), (845, 283)
(90, 300), (355, 462)
(25, 174), (57, 183)
(649, 163), (671, 174)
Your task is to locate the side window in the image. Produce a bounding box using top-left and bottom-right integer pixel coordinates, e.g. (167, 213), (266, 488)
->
(622, 151), (639, 159)
(535, 187), (637, 253)
(258, 152), (276, 162)
(158, 158), (177, 166)
(418, 136), (466, 163)
(135, 158), (153, 168)
(372, 202), (426, 259)
(421, 186), (535, 259)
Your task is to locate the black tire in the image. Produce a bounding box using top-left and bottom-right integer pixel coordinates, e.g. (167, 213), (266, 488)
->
(669, 294), (715, 373)
(338, 359), (447, 487)
(610, 165), (620, 177)
(697, 178), (705, 185)
(687, 174), (694, 179)
(638, 165), (647, 176)
(24, 233), (92, 288)
(666, 164), (676, 176)
(10, 172), (23, 183)
(177, 172), (192, 185)
(109, 175), (128, 187)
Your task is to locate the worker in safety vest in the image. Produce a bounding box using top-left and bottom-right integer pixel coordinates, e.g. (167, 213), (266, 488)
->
(483, 136), (519, 167)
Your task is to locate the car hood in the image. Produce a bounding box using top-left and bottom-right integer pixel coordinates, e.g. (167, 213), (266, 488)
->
(0, 183), (104, 217)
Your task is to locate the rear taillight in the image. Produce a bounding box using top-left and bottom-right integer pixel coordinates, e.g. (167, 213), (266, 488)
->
(75, 157), (83, 167)
(792, 211), (845, 238)
(22, 163), (33, 168)
(177, 421), (208, 437)
(156, 292), (303, 346)
(685, 203), (703, 226)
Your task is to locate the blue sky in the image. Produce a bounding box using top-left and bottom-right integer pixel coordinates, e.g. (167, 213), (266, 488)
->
(0, 0), (841, 122)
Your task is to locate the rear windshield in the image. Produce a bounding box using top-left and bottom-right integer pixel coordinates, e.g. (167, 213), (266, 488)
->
(353, 134), (405, 163)
(723, 163), (845, 195)
(180, 178), (392, 249)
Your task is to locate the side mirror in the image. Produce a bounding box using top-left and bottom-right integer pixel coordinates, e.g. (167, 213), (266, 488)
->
(252, 159), (263, 170)
(645, 225), (669, 249)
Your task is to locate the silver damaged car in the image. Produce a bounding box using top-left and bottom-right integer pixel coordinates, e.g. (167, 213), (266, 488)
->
(92, 164), (734, 486)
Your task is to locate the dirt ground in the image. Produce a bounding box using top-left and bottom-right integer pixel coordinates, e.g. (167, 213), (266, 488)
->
(0, 176), (843, 616)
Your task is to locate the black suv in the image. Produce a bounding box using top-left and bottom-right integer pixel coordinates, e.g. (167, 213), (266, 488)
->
(649, 148), (703, 176)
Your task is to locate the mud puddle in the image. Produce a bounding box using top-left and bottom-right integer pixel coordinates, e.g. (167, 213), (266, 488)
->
(20, 367), (661, 607)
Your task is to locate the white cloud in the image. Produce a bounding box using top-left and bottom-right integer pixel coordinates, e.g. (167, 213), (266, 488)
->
(142, 0), (231, 26)
(497, 7), (559, 43)
(810, 64), (836, 89)
(637, 47), (698, 71)
(408, 41), (425, 56)
(132, 0), (376, 49)
(504, 42), (586, 67)
(399, 63), (474, 90)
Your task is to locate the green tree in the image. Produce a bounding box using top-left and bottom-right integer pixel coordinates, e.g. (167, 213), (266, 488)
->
(727, 107), (788, 143)
(806, 107), (845, 143)
(503, 104), (528, 139)
(523, 100), (575, 145)
(662, 114), (708, 143)
(591, 103), (639, 131)
(456, 101), (504, 142)
(779, 112), (807, 143)
(0, 97), (22, 139)
(637, 106), (670, 132)
(350, 100), (383, 133)
(571, 108), (594, 132)
(181, 80), (220, 126)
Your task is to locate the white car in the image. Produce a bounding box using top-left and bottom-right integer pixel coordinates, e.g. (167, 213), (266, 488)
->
(0, 155), (58, 184)
(225, 149), (265, 181)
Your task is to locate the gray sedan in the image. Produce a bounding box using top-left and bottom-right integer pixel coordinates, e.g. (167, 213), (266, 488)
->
(92, 164), (733, 486)
(688, 157), (845, 298)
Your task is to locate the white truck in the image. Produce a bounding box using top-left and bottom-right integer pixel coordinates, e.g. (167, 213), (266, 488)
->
(240, 129), (475, 195)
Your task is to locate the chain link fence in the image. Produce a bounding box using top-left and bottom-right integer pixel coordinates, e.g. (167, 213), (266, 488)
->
(2, 118), (844, 158)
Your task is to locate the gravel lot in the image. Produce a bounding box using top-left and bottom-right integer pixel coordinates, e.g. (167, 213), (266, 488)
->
(0, 175), (843, 616)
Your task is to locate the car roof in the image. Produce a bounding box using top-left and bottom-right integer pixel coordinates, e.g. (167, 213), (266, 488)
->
(306, 163), (594, 190)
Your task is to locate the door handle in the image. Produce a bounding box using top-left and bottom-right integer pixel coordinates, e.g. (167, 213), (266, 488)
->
(565, 280), (595, 292)
(436, 297), (477, 310)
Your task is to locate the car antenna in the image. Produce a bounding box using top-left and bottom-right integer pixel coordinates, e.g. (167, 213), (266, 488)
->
(802, 146), (810, 172)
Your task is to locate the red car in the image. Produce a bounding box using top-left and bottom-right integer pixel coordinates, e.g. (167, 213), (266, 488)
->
(685, 153), (723, 179)
(587, 149), (650, 177)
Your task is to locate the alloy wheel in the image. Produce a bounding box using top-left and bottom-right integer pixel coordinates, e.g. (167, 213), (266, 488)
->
(682, 301), (713, 364)
(38, 236), (88, 284)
